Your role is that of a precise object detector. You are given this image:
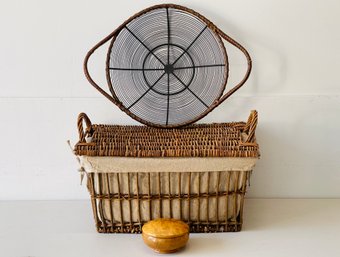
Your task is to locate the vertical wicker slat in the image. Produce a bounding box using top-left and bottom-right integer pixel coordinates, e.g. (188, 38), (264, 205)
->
(216, 171), (220, 231)
(105, 173), (114, 233)
(158, 172), (162, 218)
(197, 172), (201, 231)
(127, 173), (132, 229)
(239, 171), (249, 226)
(206, 172), (210, 229)
(233, 171), (240, 231)
(168, 172), (172, 218)
(98, 174), (108, 232)
(187, 172), (191, 225)
(178, 173), (182, 220)
(116, 173), (124, 231)
(225, 171), (230, 231)
(89, 173), (100, 232)
(136, 173), (142, 231)
(147, 173), (151, 220)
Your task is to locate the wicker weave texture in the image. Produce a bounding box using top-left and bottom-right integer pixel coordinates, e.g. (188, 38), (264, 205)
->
(88, 170), (250, 233)
(75, 111), (259, 158)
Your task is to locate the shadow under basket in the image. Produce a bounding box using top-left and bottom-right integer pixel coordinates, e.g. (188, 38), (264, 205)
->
(74, 111), (260, 233)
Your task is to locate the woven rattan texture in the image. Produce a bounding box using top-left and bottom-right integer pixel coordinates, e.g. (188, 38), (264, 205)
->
(88, 170), (250, 233)
(75, 112), (259, 158)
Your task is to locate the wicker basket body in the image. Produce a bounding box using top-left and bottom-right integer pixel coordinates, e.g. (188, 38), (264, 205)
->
(74, 111), (259, 233)
(87, 170), (251, 233)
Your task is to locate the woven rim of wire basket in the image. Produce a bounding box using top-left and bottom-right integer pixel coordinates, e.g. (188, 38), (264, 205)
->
(84, 4), (252, 128)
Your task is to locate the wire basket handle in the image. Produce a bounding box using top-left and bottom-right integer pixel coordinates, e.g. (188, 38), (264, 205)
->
(83, 32), (121, 107)
(77, 112), (93, 142)
(243, 110), (258, 143)
(212, 28), (252, 108)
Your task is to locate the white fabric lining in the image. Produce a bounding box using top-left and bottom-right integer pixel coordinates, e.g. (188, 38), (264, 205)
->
(80, 156), (258, 173)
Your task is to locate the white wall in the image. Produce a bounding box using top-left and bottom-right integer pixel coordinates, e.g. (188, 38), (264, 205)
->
(1, 0), (339, 200)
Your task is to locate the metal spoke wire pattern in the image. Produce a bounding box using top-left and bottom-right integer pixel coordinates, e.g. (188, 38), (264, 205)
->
(107, 6), (228, 127)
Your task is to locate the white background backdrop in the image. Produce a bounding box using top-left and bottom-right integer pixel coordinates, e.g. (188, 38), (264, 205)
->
(0, 0), (339, 200)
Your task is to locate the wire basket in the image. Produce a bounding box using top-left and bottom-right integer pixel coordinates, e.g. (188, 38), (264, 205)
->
(84, 4), (252, 128)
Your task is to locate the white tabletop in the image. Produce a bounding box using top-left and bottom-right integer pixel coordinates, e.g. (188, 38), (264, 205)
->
(1, 199), (339, 257)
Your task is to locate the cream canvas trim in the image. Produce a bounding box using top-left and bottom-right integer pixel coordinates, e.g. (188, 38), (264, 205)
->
(79, 156), (257, 173)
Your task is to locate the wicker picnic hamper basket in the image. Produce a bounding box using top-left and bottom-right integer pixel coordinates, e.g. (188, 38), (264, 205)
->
(74, 110), (259, 233)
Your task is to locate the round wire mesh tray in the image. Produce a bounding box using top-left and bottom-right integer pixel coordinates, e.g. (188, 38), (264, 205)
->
(84, 4), (252, 128)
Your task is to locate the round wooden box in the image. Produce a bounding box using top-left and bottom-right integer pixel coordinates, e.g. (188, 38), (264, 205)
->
(142, 219), (189, 253)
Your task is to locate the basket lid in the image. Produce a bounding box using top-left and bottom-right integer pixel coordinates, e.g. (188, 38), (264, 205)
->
(74, 111), (259, 158)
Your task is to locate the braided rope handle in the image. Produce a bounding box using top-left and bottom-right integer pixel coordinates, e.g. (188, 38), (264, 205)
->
(243, 110), (258, 143)
(77, 113), (92, 142)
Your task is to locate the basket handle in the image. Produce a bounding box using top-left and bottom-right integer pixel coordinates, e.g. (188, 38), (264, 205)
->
(213, 29), (252, 108)
(83, 33), (120, 106)
(243, 110), (258, 143)
(77, 113), (93, 142)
